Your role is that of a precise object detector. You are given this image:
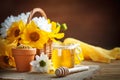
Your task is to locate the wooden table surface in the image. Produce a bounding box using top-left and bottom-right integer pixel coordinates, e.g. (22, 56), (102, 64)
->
(0, 65), (99, 80)
(82, 60), (120, 80)
(0, 60), (120, 80)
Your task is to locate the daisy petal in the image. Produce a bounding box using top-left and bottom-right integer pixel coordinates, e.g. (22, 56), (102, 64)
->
(30, 61), (37, 66)
(35, 55), (40, 60)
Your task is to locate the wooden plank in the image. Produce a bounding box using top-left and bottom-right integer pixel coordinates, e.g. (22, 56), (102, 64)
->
(82, 60), (120, 80)
(0, 65), (99, 80)
(1, 59), (120, 80)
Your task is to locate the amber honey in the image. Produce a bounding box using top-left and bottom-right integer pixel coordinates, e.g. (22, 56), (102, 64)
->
(52, 44), (81, 69)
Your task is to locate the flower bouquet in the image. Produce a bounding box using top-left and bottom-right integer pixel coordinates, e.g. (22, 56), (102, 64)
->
(0, 8), (67, 71)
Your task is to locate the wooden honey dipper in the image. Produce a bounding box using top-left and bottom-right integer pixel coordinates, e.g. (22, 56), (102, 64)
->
(55, 66), (89, 77)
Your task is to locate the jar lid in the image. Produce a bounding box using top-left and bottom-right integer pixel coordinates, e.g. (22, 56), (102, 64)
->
(52, 43), (80, 49)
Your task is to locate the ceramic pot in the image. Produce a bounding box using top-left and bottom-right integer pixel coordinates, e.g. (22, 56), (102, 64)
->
(12, 48), (36, 72)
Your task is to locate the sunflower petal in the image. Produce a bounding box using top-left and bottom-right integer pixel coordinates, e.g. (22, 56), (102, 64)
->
(55, 33), (64, 39)
(54, 26), (60, 33)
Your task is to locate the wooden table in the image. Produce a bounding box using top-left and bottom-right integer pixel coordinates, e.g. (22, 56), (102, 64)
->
(0, 65), (99, 80)
(82, 60), (120, 80)
(0, 60), (120, 80)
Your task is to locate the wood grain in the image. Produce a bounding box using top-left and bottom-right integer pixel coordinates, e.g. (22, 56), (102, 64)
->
(82, 60), (120, 80)
(0, 60), (120, 80)
(0, 65), (99, 80)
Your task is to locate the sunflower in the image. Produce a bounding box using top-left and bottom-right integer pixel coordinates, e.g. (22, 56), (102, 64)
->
(0, 38), (17, 68)
(6, 20), (25, 43)
(20, 21), (49, 49)
(49, 21), (64, 41)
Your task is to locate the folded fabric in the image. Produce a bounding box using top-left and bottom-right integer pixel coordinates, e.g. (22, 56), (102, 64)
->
(64, 38), (120, 63)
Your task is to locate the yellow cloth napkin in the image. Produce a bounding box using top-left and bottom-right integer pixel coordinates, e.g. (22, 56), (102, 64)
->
(64, 38), (120, 63)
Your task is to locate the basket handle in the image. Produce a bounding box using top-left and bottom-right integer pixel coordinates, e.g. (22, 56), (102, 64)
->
(27, 8), (47, 24)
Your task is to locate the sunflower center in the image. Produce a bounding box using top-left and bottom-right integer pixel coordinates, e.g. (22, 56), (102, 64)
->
(14, 29), (20, 37)
(39, 60), (46, 67)
(30, 32), (40, 41)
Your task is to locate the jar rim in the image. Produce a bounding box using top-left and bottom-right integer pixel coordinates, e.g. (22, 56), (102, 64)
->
(52, 43), (80, 49)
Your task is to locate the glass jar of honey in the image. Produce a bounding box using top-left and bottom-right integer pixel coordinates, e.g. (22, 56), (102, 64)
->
(51, 43), (82, 69)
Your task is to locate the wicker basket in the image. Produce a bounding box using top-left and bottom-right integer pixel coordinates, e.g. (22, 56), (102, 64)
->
(27, 8), (52, 59)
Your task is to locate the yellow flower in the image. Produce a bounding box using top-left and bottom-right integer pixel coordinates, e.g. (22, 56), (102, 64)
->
(6, 20), (25, 43)
(49, 22), (64, 41)
(0, 38), (17, 68)
(20, 21), (49, 49)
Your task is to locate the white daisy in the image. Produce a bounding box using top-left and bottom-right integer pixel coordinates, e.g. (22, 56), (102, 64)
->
(0, 12), (51, 38)
(0, 15), (17, 38)
(32, 17), (52, 32)
(17, 12), (30, 23)
(0, 12), (30, 38)
(30, 52), (52, 73)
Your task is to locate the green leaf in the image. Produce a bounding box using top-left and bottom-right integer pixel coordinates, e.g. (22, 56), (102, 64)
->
(61, 23), (67, 31)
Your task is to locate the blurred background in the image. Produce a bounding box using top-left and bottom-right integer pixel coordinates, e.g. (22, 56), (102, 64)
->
(0, 0), (120, 49)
